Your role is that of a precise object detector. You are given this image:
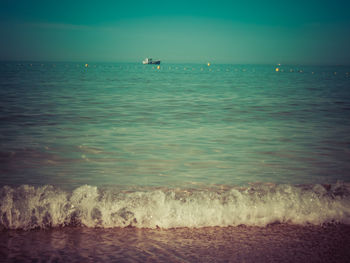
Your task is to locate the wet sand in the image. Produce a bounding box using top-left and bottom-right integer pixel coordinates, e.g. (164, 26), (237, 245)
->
(1, 224), (350, 262)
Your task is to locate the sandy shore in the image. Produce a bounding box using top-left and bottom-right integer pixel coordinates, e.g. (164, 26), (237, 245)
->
(1, 224), (350, 262)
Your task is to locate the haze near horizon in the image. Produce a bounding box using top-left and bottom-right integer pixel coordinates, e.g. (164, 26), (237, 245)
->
(0, 0), (350, 65)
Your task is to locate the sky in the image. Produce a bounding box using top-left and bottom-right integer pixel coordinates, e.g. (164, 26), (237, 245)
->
(0, 0), (350, 64)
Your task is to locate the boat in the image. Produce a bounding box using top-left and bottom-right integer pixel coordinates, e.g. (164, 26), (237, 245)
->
(142, 58), (161, 65)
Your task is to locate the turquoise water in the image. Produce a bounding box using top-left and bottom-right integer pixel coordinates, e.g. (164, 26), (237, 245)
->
(1, 62), (350, 189)
(2, 62), (350, 262)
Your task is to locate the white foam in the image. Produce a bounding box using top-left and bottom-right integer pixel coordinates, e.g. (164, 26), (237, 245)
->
(1, 183), (350, 230)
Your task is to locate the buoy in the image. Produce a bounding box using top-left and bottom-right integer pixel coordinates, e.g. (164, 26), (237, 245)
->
(85, 64), (88, 67)
(275, 67), (280, 72)
(207, 62), (211, 66)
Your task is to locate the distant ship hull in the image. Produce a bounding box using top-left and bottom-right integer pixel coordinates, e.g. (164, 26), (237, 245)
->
(142, 58), (161, 65)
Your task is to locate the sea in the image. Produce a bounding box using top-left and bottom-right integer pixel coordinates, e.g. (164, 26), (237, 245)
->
(0, 62), (350, 262)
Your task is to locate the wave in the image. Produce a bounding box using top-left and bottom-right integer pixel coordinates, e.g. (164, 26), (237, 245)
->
(1, 183), (350, 230)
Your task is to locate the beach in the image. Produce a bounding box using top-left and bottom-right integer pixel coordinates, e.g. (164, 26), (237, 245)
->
(1, 224), (350, 262)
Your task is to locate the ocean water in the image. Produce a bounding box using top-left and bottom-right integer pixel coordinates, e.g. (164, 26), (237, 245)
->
(1, 62), (350, 261)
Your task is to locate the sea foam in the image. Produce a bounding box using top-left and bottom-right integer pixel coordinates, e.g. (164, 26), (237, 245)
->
(1, 183), (350, 230)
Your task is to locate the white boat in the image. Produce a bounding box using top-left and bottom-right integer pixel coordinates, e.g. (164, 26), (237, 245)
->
(142, 58), (161, 65)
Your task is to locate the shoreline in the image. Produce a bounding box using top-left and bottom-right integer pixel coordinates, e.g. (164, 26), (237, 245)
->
(1, 224), (350, 262)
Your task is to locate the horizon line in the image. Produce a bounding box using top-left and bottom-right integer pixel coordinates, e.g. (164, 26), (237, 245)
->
(0, 59), (349, 67)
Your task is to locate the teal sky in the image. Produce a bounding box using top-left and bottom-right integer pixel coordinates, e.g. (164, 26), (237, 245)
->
(1, 0), (350, 64)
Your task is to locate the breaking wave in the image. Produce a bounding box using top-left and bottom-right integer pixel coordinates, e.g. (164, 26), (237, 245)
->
(1, 183), (350, 230)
